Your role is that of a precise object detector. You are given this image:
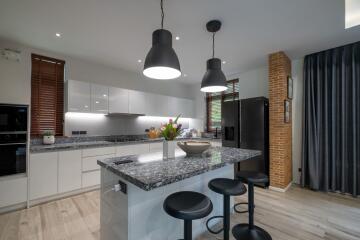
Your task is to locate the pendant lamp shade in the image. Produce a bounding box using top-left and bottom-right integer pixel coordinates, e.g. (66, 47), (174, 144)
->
(143, 29), (181, 80)
(200, 58), (227, 92)
(200, 20), (227, 93)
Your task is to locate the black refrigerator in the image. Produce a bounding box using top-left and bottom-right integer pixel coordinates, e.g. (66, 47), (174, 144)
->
(221, 97), (269, 187)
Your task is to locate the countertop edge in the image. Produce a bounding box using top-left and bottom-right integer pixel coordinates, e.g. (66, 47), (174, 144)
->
(30, 138), (221, 153)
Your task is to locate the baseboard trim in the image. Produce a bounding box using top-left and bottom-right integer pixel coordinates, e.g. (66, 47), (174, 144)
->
(0, 202), (27, 214)
(269, 182), (292, 192)
(29, 185), (99, 207)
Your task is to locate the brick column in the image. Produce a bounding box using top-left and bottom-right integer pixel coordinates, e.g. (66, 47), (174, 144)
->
(268, 52), (292, 190)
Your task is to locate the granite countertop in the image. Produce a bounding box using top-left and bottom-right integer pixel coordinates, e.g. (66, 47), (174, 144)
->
(97, 147), (261, 191)
(30, 137), (221, 153)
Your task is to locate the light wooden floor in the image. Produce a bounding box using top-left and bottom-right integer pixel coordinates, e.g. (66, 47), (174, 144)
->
(0, 186), (359, 240)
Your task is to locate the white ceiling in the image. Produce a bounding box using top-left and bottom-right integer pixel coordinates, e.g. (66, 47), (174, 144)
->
(0, 0), (359, 84)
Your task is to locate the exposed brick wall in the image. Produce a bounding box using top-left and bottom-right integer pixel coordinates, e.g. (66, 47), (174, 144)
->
(268, 52), (292, 189)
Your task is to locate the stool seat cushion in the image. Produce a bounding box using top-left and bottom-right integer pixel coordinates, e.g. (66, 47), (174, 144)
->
(163, 191), (213, 220)
(236, 171), (269, 184)
(208, 178), (247, 196)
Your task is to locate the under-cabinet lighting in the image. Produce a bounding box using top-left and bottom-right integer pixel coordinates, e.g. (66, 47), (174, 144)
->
(346, 0), (360, 29)
(137, 116), (191, 122)
(65, 112), (106, 119)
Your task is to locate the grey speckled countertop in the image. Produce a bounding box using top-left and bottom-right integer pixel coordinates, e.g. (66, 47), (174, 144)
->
(97, 147), (261, 191)
(30, 137), (221, 153)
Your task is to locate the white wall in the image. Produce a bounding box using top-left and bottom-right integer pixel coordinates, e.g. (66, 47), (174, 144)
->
(191, 66), (269, 131)
(0, 39), (193, 103)
(291, 58), (304, 184)
(0, 38), (196, 136)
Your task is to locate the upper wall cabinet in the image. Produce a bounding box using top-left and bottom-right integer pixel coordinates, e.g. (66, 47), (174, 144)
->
(128, 90), (149, 115)
(109, 87), (129, 114)
(67, 80), (91, 112)
(67, 80), (195, 118)
(91, 84), (109, 113)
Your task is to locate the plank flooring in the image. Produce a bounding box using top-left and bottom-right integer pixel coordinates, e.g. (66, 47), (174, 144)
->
(0, 186), (359, 240)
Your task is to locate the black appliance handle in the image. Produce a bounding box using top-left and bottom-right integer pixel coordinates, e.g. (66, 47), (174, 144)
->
(0, 131), (27, 135)
(0, 142), (27, 146)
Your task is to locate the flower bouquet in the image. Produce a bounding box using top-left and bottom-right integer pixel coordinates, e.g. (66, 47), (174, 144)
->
(160, 115), (182, 159)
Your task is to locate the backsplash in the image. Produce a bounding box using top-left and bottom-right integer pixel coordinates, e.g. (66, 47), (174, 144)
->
(64, 113), (193, 137)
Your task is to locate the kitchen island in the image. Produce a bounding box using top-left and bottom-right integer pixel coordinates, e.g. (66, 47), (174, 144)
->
(97, 146), (261, 240)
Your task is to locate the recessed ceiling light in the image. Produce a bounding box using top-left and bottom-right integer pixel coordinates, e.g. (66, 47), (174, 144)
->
(55, 33), (61, 38)
(222, 61), (226, 64)
(138, 59), (142, 63)
(183, 74), (187, 77)
(175, 36), (180, 40)
(103, 94), (107, 97)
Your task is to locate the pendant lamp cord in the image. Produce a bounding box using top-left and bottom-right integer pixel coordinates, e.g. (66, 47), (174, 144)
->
(212, 32), (215, 58)
(161, 0), (164, 29)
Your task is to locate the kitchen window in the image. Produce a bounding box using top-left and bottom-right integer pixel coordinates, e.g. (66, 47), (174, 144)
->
(31, 54), (65, 136)
(206, 79), (239, 132)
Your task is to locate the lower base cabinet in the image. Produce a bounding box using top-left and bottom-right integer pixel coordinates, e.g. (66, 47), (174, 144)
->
(30, 152), (58, 200)
(82, 170), (100, 188)
(58, 150), (82, 193)
(0, 176), (27, 208)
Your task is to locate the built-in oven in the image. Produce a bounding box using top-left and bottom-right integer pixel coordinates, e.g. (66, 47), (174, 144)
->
(0, 104), (28, 177)
(0, 104), (28, 133)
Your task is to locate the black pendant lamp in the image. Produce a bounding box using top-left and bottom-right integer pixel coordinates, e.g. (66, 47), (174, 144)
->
(143, 0), (181, 80)
(200, 20), (227, 93)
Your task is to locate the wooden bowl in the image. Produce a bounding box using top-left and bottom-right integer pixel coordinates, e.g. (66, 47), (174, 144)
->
(177, 141), (211, 156)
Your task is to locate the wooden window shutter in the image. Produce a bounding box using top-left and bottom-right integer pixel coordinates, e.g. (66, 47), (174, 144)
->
(31, 54), (65, 136)
(206, 79), (239, 132)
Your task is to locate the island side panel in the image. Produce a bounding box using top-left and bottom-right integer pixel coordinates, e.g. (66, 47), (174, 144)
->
(100, 165), (234, 240)
(100, 168), (129, 240)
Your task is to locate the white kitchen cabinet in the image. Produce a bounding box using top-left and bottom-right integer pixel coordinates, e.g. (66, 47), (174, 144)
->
(58, 150), (82, 193)
(82, 154), (115, 172)
(67, 80), (91, 112)
(167, 97), (194, 118)
(109, 87), (129, 114)
(82, 170), (101, 188)
(0, 176), (27, 208)
(91, 84), (109, 113)
(128, 90), (149, 115)
(116, 144), (149, 157)
(82, 147), (116, 158)
(30, 152), (58, 200)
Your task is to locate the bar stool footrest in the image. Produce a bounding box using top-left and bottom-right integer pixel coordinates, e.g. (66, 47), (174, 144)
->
(206, 215), (224, 234)
(234, 202), (249, 213)
(232, 224), (272, 240)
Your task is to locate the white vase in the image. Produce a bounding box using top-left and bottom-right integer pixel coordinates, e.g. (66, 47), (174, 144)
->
(163, 140), (176, 159)
(43, 135), (55, 145)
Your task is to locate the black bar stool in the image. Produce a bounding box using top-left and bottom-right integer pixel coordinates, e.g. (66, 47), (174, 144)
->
(163, 191), (213, 240)
(232, 171), (272, 240)
(206, 178), (247, 240)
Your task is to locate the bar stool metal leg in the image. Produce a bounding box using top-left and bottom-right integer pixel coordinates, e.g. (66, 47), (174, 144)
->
(249, 182), (254, 229)
(224, 195), (230, 240)
(184, 220), (192, 240)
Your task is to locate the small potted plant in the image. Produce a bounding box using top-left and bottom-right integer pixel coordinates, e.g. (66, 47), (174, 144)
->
(160, 115), (182, 159)
(43, 130), (55, 145)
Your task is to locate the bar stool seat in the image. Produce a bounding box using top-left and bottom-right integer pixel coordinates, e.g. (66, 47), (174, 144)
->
(164, 191), (213, 240)
(208, 178), (247, 196)
(164, 191), (213, 220)
(236, 171), (269, 184)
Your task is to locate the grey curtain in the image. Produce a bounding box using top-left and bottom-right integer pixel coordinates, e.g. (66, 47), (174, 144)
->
(302, 41), (360, 196)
